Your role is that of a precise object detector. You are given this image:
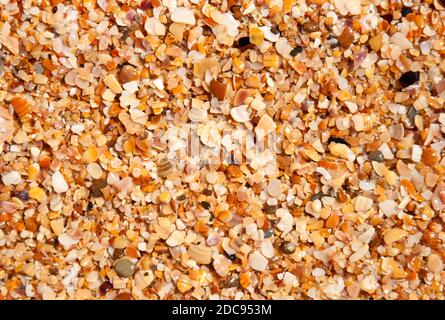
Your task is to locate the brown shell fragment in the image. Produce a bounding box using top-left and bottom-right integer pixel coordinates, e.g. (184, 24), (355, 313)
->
(158, 158), (175, 177)
(209, 79), (227, 101)
(90, 179), (108, 197)
(338, 27), (354, 49)
(233, 89), (249, 106)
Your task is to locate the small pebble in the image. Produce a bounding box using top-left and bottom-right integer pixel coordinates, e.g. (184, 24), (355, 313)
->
(119, 65), (138, 84)
(200, 201), (211, 210)
(176, 194), (187, 201)
(327, 136), (349, 146)
(50, 219), (64, 235)
(310, 192), (324, 201)
(368, 150), (384, 162)
(114, 259), (135, 278)
(382, 13), (393, 22)
(270, 26), (280, 35)
(12, 190), (29, 201)
(281, 241), (296, 254)
(290, 46), (303, 56)
(226, 253), (237, 261)
(237, 36), (251, 49)
(401, 7), (412, 16)
(224, 276), (239, 288)
(90, 179), (108, 197)
(399, 71), (419, 88)
(432, 185), (445, 212)
(407, 107), (417, 127)
(302, 21), (319, 33)
(99, 281), (112, 295)
(264, 228), (274, 238)
(112, 248), (125, 260)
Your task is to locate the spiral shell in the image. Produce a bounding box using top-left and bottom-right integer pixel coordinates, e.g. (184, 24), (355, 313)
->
(10, 96), (31, 119)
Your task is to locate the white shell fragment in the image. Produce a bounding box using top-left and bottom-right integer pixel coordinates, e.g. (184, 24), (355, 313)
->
(52, 171), (69, 194)
(354, 196), (373, 212)
(230, 105), (250, 123)
(248, 251), (268, 272)
(259, 26), (280, 42)
(2, 171), (22, 186)
(171, 7), (196, 25)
